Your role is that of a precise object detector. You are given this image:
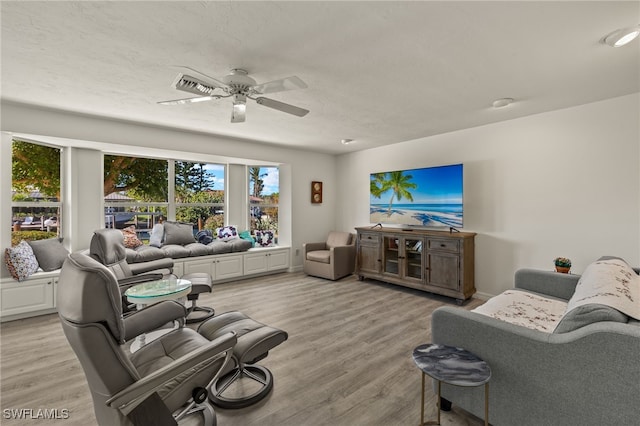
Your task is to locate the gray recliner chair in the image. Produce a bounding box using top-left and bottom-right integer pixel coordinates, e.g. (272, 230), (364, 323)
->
(90, 229), (215, 322)
(58, 252), (236, 426)
(89, 229), (174, 310)
(303, 231), (356, 280)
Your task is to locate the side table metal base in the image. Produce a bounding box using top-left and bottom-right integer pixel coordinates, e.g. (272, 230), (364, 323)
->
(419, 372), (489, 426)
(414, 344), (491, 426)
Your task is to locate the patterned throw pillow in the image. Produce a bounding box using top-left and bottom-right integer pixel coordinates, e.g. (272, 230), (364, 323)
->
(121, 225), (143, 249)
(216, 225), (239, 242)
(254, 230), (274, 247)
(4, 240), (40, 281)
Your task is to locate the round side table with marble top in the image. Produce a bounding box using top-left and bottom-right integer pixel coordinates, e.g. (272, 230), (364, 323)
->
(412, 343), (491, 426)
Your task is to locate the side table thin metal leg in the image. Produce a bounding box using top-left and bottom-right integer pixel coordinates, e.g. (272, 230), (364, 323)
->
(419, 372), (440, 425)
(421, 372), (425, 425)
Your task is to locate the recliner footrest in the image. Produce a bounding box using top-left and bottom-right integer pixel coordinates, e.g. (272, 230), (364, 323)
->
(197, 311), (288, 408)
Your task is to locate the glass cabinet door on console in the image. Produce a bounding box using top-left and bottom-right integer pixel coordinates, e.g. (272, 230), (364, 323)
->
(383, 236), (424, 285)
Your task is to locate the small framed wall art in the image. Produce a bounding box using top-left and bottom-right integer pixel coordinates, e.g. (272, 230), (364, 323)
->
(311, 181), (323, 204)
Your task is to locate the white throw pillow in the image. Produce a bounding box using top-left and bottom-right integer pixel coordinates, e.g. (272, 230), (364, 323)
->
(149, 224), (164, 248)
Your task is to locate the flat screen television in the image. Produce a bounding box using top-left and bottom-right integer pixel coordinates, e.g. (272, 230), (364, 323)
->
(369, 163), (463, 229)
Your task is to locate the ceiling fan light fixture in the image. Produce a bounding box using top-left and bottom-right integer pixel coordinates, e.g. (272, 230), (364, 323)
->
(231, 94), (247, 123)
(602, 26), (640, 47)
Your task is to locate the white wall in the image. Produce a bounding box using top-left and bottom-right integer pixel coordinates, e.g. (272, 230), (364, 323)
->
(336, 94), (640, 297)
(1, 102), (339, 274)
(64, 147), (104, 251)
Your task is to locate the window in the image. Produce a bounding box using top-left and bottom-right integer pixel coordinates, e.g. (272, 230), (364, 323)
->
(11, 140), (62, 245)
(249, 166), (279, 236)
(104, 155), (168, 240)
(175, 162), (225, 231)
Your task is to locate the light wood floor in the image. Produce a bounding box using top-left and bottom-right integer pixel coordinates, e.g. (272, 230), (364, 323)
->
(1, 272), (486, 426)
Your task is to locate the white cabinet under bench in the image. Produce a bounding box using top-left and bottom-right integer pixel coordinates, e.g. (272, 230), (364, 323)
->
(0, 271), (59, 322)
(1, 247), (290, 322)
(243, 248), (290, 275)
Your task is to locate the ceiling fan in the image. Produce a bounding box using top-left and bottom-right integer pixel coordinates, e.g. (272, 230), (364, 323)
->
(158, 67), (309, 123)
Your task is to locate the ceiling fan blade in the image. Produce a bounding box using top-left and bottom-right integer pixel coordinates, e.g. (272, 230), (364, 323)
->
(173, 66), (230, 89)
(172, 73), (225, 97)
(157, 96), (216, 106)
(252, 76), (308, 94)
(255, 97), (309, 117)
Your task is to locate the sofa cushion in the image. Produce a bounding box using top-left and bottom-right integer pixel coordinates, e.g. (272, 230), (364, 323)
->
(5, 241), (40, 281)
(472, 289), (567, 333)
(554, 303), (628, 333)
(126, 245), (166, 263)
(163, 221), (196, 245)
(208, 240), (232, 255)
(307, 250), (331, 264)
(161, 244), (191, 259)
(228, 238), (253, 252)
(184, 242), (212, 257)
(28, 238), (69, 271)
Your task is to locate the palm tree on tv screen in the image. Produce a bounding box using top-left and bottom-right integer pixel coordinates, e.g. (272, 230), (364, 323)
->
(370, 173), (386, 199)
(382, 171), (417, 216)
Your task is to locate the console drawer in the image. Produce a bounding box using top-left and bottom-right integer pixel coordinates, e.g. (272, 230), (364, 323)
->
(359, 233), (380, 246)
(427, 238), (460, 253)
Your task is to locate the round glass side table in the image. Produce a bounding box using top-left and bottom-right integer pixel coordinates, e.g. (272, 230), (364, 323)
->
(125, 277), (192, 352)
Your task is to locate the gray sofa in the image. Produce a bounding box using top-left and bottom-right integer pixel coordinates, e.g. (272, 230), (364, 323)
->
(431, 260), (640, 426)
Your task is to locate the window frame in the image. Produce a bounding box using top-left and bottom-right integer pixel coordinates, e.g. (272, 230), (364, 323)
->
(248, 165), (279, 235)
(10, 139), (63, 243)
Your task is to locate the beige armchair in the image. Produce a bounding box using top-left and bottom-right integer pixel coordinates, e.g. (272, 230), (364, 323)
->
(303, 231), (356, 280)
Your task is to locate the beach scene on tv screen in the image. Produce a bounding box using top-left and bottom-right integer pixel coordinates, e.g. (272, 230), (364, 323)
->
(370, 164), (463, 228)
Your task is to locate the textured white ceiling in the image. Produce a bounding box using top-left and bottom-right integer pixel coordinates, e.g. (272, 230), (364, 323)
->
(1, 1), (638, 154)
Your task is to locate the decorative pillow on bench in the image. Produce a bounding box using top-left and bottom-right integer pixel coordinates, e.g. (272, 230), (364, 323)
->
(4, 240), (40, 281)
(216, 225), (239, 242)
(27, 238), (69, 272)
(163, 221), (196, 245)
(121, 225), (143, 249)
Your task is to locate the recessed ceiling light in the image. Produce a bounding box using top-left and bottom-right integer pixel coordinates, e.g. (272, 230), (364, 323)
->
(341, 139), (354, 145)
(492, 98), (514, 108)
(602, 26), (640, 47)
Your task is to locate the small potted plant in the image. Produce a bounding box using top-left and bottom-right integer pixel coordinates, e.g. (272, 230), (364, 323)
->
(554, 257), (571, 273)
